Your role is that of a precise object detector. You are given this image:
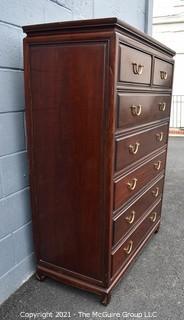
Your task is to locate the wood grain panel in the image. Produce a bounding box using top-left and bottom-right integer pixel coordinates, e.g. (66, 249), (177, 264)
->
(29, 41), (108, 281)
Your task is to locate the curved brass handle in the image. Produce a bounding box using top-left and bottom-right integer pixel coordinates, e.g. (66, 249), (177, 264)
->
(127, 178), (138, 191)
(152, 187), (159, 198)
(154, 160), (162, 171)
(131, 104), (142, 116)
(156, 132), (164, 142)
(149, 212), (157, 222)
(160, 71), (168, 80)
(132, 62), (144, 75)
(124, 240), (133, 255)
(159, 102), (166, 111)
(129, 142), (140, 155)
(125, 210), (136, 224)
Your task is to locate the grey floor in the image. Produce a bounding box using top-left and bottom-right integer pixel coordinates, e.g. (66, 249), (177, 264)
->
(0, 137), (184, 320)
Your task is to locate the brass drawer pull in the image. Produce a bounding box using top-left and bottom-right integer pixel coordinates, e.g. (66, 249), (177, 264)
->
(154, 160), (162, 171)
(159, 102), (166, 111)
(149, 212), (157, 222)
(124, 240), (133, 255)
(152, 187), (159, 198)
(125, 210), (136, 224)
(129, 142), (140, 154)
(131, 104), (142, 116)
(156, 132), (164, 142)
(132, 62), (144, 75)
(127, 178), (138, 191)
(160, 70), (168, 80)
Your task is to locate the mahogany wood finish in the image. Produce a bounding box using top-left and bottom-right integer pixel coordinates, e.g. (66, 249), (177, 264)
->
(23, 17), (175, 305)
(153, 58), (173, 87)
(112, 201), (162, 276)
(115, 123), (168, 171)
(117, 93), (171, 130)
(113, 177), (164, 245)
(114, 150), (166, 210)
(119, 45), (152, 84)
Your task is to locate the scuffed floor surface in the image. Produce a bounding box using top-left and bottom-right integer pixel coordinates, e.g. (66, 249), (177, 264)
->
(0, 137), (184, 319)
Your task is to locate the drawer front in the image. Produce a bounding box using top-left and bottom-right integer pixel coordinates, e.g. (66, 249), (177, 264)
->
(119, 45), (152, 84)
(112, 201), (161, 276)
(114, 151), (166, 210)
(113, 177), (164, 245)
(115, 124), (168, 172)
(117, 94), (171, 130)
(153, 58), (173, 87)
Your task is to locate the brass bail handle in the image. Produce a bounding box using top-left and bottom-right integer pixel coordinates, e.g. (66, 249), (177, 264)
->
(152, 187), (159, 198)
(159, 102), (166, 111)
(154, 160), (162, 171)
(150, 212), (157, 222)
(125, 210), (136, 224)
(127, 178), (138, 191)
(160, 70), (168, 80)
(129, 142), (140, 155)
(124, 240), (133, 255)
(132, 62), (144, 75)
(156, 132), (164, 142)
(131, 104), (142, 116)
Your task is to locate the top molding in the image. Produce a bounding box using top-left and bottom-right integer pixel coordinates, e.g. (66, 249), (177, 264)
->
(23, 17), (175, 57)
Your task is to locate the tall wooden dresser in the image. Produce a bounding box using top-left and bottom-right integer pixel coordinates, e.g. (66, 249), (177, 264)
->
(23, 18), (175, 305)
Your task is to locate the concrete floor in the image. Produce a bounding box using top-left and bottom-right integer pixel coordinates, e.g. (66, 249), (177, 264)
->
(0, 137), (184, 320)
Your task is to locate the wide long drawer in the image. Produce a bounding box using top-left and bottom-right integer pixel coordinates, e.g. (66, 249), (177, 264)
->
(114, 150), (166, 210)
(115, 123), (168, 172)
(111, 201), (161, 276)
(116, 93), (171, 130)
(113, 177), (164, 245)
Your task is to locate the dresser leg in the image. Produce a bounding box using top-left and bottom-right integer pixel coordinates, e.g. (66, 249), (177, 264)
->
(35, 271), (46, 281)
(154, 223), (161, 234)
(100, 292), (111, 305)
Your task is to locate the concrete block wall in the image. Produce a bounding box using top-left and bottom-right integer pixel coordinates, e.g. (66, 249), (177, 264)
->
(0, 0), (152, 304)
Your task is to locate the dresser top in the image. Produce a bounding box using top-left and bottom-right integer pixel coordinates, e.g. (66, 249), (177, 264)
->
(23, 17), (175, 57)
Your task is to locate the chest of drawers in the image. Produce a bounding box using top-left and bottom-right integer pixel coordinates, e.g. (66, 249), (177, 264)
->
(23, 18), (175, 305)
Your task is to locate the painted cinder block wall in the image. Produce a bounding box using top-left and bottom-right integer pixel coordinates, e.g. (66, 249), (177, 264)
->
(0, 0), (153, 304)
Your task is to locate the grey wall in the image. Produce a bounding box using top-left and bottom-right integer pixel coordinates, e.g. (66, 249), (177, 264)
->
(0, 0), (152, 304)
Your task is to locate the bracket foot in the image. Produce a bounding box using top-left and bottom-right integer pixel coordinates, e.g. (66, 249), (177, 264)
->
(100, 292), (111, 306)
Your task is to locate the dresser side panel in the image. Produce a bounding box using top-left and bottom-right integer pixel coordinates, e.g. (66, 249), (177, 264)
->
(25, 40), (111, 282)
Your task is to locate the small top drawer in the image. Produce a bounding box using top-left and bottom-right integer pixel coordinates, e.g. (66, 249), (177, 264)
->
(153, 58), (173, 87)
(119, 45), (152, 85)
